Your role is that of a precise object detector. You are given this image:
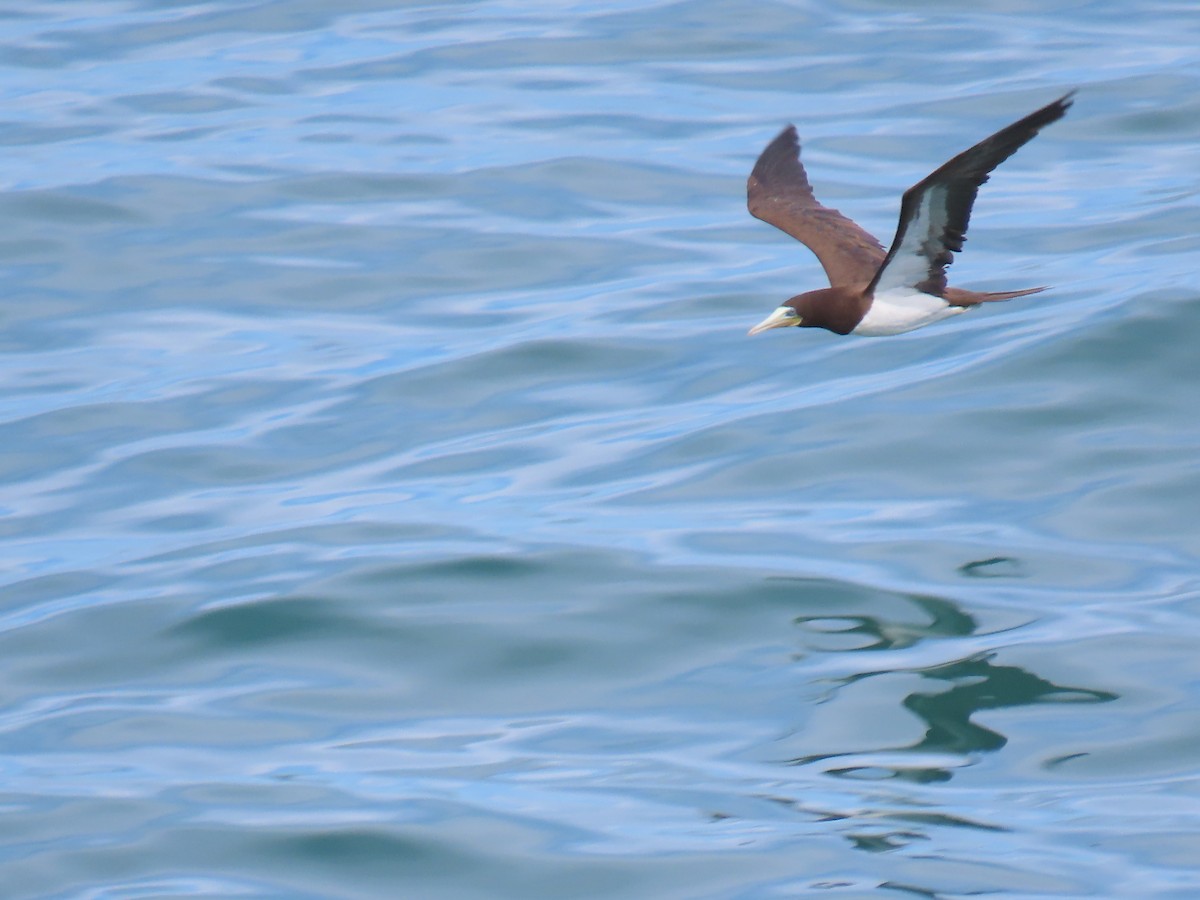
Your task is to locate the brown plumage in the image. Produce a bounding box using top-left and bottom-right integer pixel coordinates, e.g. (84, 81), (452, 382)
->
(746, 92), (1074, 337)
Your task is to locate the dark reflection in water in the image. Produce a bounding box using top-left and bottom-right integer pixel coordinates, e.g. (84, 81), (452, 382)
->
(794, 593), (979, 652)
(878, 881), (943, 899)
(791, 586), (1118, 783)
(958, 556), (1024, 578)
(900, 653), (1117, 759)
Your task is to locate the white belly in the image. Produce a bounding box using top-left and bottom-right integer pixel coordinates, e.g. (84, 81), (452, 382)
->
(852, 288), (965, 336)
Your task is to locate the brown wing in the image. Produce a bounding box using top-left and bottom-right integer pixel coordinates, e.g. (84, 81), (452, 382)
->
(868, 91), (1075, 297)
(747, 125), (885, 287)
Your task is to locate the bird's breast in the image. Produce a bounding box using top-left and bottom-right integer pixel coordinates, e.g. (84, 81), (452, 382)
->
(852, 288), (965, 336)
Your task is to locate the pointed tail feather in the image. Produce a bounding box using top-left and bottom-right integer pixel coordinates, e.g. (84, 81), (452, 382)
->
(979, 285), (1046, 302)
(944, 285), (1046, 307)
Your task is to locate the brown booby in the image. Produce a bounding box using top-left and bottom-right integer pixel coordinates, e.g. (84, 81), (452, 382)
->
(746, 92), (1074, 337)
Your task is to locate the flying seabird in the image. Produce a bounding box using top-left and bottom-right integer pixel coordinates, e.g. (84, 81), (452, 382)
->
(746, 92), (1074, 338)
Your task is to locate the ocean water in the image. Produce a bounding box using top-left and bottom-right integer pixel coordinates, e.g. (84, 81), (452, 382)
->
(2, 1), (1199, 897)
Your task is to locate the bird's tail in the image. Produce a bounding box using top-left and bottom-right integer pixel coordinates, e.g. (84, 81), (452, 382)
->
(977, 285), (1047, 302)
(944, 285), (1047, 307)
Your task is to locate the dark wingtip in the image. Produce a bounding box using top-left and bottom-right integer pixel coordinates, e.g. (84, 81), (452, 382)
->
(751, 124), (803, 186)
(1033, 90), (1077, 128)
(767, 124), (799, 158)
(1053, 89), (1077, 114)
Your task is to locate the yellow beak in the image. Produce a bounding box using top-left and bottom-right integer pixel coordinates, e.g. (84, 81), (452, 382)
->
(747, 306), (800, 336)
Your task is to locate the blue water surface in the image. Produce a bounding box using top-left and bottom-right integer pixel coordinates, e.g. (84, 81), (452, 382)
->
(2, 1), (1200, 897)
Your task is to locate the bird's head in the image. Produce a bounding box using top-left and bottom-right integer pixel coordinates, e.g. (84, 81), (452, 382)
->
(747, 287), (862, 337)
(747, 293), (812, 336)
